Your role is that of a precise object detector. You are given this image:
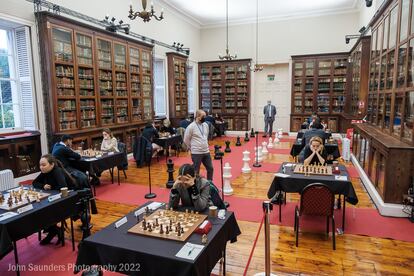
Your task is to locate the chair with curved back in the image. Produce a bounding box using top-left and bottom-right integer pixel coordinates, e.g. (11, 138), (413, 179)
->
(294, 183), (336, 250)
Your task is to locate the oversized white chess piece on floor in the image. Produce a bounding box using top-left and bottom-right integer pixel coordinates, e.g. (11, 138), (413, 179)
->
(223, 162), (233, 195)
(261, 142), (268, 155)
(255, 146), (263, 162)
(267, 137), (273, 148)
(273, 132), (280, 144)
(242, 150), (251, 173)
(277, 128), (283, 139)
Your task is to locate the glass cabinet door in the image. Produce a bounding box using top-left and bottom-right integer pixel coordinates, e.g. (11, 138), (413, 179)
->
(403, 91), (414, 141)
(52, 27), (73, 62)
(396, 43), (407, 88)
(384, 93), (391, 129)
(400, 0), (409, 42)
(294, 62), (304, 77)
(408, 39), (414, 87)
(393, 95), (403, 136)
(305, 61), (314, 77)
(318, 60), (331, 76)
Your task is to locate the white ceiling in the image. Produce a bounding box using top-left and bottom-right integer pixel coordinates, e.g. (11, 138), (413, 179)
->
(159, 0), (360, 27)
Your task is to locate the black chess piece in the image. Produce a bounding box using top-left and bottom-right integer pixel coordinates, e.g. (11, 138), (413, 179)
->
(244, 132), (250, 142)
(250, 128), (255, 138)
(224, 141), (231, 153)
(214, 145), (223, 160)
(235, 136), (242, 146)
(166, 159), (175, 189)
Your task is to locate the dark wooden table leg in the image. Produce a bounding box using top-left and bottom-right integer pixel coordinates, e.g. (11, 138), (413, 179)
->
(61, 220), (65, 246)
(71, 218), (75, 251)
(13, 241), (20, 276)
(342, 197), (346, 231)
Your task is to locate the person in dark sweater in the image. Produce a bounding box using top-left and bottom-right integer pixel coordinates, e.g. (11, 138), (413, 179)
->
(303, 136), (328, 165)
(52, 134), (91, 185)
(179, 117), (191, 129)
(160, 119), (176, 135)
(32, 154), (75, 245)
(142, 122), (162, 157)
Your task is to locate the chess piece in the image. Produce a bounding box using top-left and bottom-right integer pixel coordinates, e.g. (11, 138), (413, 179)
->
(223, 162), (233, 195)
(244, 132), (250, 142)
(159, 224), (164, 234)
(268, 137), (273, 149)
(165, 226), (169, 235)
(142, 220), (147, 230)
(250, 128), (255, 138)
(166, 159), (175, 189)
(177, 228), (181, 236)
(277, 128), (283, 139)
(8, 197), (13, 207)
(273, 134), (280, 145)
(235, 136), (242, 146)
(214, 145), (222, 160)
(155, 218), (159, 227)
(261, 142), (268, 155)
(255, 146), (263, 162)
(242, 150), (251, 173)
(224, 141), (231, 153)
(201, 234), (208, 244)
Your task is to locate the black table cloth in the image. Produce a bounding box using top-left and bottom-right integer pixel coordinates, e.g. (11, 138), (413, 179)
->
(290, 140), (341, 160)
(0, 190), (79, 258)
(267, 163), (358, 205)
(76, 202), (241, 276)
(77, 152), (124, 176)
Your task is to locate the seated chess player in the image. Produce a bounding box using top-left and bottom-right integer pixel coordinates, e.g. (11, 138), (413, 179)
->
(160, 118), (176, 135)
(302, 121), (325, 146)
(179, 117), (192, 129)
(52, 134), (90, 186)
(32, 154), (75, 245)
(101, 128), (119, 152)
(168, 164), (211, 212)
(303, 136), (328, 166)
(142, 122), (163, 157)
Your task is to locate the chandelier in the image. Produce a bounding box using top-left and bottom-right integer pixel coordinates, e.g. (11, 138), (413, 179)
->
(252, 0), (263, 72)
(128, 0), (164, 22)
(219, 0), (237, 60)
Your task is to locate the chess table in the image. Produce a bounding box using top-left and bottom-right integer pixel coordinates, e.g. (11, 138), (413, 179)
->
(76, 202), (241, 276)
(0, 189), (80, 276)
(268, 162), (358, 231)
(154, 134), (183, 162)
(0, 187), (49, 211)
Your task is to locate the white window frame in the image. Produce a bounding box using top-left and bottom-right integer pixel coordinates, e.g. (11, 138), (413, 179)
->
(153, 57), (167, 117)
(187, 64), (195, 114)
(0, 27), (23, 132)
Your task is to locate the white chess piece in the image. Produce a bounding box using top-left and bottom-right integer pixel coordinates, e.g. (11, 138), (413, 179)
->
(277, 128), (283, 139)
(273, 134), (280, 145)
(242, 151), (251, 173)
(223, 162), (233, 195)
(267, 137), (273, 148)
(261, 142), (268, 155)
(257, 146), (263, 162)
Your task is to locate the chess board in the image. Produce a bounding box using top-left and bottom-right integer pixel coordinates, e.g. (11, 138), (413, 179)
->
(293, 164), (333, 176)
(77, 149), (103, 158)
(128, 209), (207, 242)
(0, 187), (50, 211)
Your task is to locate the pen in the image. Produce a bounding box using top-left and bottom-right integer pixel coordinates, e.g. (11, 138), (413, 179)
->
(188, 246), (195, 256)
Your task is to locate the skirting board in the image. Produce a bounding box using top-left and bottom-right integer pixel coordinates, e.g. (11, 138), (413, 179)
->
(351, 154), (407, 217)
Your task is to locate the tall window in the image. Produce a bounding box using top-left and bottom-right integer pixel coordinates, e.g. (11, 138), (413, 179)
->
(153, 59), (166, 116)
(187, 66), (195, 113)
(0, 24), (35, 131)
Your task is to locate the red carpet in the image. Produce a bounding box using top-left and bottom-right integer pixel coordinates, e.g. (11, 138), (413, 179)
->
(94, 182), (414, 242)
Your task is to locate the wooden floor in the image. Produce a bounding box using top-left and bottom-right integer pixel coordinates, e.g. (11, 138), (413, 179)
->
(67, 136), (414, 276)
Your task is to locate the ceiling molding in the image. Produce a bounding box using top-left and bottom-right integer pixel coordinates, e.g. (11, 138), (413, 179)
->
(201, 7), (360, 29)
(158, 0), (202, 29)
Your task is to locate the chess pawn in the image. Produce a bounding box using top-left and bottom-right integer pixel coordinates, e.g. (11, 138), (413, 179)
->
(244, 132), (250, 142)
(223, 162), (233, 195)
(165, 227), (169, 235)
(255, 146), (263, 162)
(235, 136), (242, 146)
(250, 128), (255, 138)
(224, 141), (231, 153)
(273, 134), (280, 145)
(242, 150), (251, 173)
(267, 137), (273, 149)
(142, 220), (147, 230)
(159, 224), (164, 234)
(261, 142), (268, 155)
(277, 128), (283, 139)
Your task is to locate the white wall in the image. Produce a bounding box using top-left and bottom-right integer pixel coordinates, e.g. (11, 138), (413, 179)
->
(200, 12), (360, 63)
(358, 0), (387, 30)
(252, 64), (290, 132)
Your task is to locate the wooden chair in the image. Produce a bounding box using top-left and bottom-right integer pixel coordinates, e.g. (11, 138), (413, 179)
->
(294, 183), (336, 250)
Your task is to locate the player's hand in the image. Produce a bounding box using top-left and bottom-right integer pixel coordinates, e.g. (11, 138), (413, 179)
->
(180, 174), (195, 188)
(43, 184), (51, 190)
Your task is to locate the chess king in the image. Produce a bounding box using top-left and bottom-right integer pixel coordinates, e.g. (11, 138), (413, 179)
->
(168, 164), (212, 212)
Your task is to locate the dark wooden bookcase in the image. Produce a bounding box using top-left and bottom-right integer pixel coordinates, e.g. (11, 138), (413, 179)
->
(342, 36), (372, 130)
(36, 12), (154, 152)
(290, 53), (349, 132)
(198, 59), (251, 131)
(167, 53), (188, 126)
(352, 0), (414, 204)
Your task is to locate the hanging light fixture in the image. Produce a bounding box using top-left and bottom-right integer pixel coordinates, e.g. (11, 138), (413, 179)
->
(128, 0), (164, 22)
(252, 0), (263, 72)
(219, 0), (237, 60)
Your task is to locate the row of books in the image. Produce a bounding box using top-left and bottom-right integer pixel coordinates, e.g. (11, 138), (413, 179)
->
(56, 65), (74, 77)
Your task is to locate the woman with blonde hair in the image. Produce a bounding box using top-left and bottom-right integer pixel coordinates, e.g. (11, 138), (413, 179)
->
(303, 136), (328, 165)
(101, 128), (119, 152)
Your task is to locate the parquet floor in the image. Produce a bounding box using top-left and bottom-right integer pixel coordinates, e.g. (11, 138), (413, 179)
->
(68, 135), (414, 276)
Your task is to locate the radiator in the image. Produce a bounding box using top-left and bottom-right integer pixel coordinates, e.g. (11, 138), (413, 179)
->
(0, 169), (16, 192)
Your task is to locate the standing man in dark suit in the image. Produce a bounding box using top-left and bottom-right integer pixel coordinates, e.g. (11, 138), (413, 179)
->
(263, 100), (277, 137)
